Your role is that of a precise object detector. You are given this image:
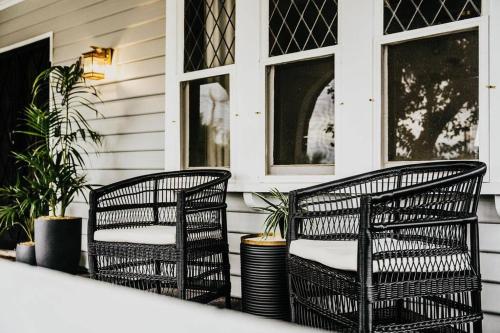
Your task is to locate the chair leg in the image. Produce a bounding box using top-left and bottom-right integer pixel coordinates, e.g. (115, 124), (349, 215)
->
(290, 294), (296, 324)
(88, 253), (97, 279)
(177, 259), (187, 300)
(88, 244), (99, 280)
(222, 250), (232, 308)
(221, 209), (231, 308)
(154, 260), (161, 294)
(359, 299), (373, 333)
(224, 292), (232, 309)
(395, 299), (404, 323)
(472, 290), (482, 333)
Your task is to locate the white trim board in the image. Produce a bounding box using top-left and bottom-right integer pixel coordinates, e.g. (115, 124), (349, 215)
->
(0, 32), (53, 62)
(0, 0), (23, 11)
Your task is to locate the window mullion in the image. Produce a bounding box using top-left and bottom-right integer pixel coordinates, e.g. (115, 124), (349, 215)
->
(333, 0), (376, 177)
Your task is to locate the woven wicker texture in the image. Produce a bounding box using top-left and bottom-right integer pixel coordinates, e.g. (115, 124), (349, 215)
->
(288, 161), (486, 332)
(88, 170), (232, 306)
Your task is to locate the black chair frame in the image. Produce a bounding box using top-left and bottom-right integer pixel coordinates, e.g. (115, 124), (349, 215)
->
(288, 161), (486, 332)
(88, 169), (232, 306)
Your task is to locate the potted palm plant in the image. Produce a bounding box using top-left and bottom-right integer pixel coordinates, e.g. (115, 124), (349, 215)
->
(253, 188), (288, 239)
(19, 60), (101, 273)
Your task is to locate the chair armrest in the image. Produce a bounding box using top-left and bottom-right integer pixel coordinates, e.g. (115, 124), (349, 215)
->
(175, 173), (231, 248)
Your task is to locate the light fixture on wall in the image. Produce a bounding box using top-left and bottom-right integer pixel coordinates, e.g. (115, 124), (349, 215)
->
(81, 46), (113, 80)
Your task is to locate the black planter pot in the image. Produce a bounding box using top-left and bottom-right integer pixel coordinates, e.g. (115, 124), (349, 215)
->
(35, 216), (82, 274)
(16, 242), (36, 265)
(240, 234), (290, 321)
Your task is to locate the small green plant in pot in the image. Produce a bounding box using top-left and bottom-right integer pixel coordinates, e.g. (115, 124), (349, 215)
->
(0, 175), (47, 265)
(253, 188), (289, 239)
(20, 60), (101, 273)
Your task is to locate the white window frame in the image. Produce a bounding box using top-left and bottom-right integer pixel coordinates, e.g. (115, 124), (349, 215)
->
(372, 0), (490, 181)
(262, 0), (340, 178)
(165, 0), (236, 171)
(265, 50), (338, 176)
(166, 0), (500, 193)
(0, 32), (53, 60)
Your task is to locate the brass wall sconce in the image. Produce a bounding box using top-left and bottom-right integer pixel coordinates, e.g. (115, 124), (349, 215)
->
(81, 46), (113, 80)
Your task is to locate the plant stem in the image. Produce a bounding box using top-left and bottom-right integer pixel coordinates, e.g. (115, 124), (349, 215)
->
(14, 222), (33, 243)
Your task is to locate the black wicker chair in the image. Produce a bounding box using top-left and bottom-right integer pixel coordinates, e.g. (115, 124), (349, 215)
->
(287, 161), (486, 332)
(87, 170), (232, 306)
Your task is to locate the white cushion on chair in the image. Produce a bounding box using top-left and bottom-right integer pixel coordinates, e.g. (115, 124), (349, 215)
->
(94, 225), (176, 245)
(289, 239), (468, 273)
(290, 239), (359, 271)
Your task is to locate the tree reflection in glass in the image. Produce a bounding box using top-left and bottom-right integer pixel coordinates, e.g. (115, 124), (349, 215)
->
(387, 30), (479, 161)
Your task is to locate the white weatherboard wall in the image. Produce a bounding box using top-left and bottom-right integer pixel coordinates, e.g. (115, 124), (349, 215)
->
(0, 0), (166, 273)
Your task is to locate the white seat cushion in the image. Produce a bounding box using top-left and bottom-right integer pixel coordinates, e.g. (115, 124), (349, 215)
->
(289, 239), (468, 273)
(94, 225), (176, 245)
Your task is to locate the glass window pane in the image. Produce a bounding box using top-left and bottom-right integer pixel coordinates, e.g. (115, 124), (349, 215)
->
(187, 75), (230, 167)
(384, 0), (481, 35)
(269, 0), (338, 57)
(387, 30), (479, 162)
(272, 56), (335, 165)
(184, 0), (235, 72)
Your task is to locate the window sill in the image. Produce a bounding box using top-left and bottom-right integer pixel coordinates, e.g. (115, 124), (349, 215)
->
(228, 178), (500, 195)
(227, 175), (337, 193)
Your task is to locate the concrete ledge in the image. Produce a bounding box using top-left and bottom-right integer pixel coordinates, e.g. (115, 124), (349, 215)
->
(0, 259), (312, 333)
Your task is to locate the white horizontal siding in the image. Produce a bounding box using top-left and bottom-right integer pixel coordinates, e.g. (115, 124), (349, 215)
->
(476, 198), (500, 332)
(95, 75), (165, 102)
(54, 18), (165, 63)
(484, 313), (500, 332)
(81, 94), (165, 120)
(476, 196), (500, 330)
(86, 112), (164, 135)
(85, 169), (165, 185)
(479, 223), (500, 252)
(93, 132), (165, 153)
(53, 1), (165, 48)
(115, 37), (165, 64)
(0, 0), (166, 278)
(82, 151), (165, 170)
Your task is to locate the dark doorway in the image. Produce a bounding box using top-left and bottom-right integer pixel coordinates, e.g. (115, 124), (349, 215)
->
(0, 38), (50, 248)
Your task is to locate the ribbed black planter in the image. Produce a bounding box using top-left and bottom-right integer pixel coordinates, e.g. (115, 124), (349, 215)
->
(240, 234), (290, 321)
(35, 216), (82, 274)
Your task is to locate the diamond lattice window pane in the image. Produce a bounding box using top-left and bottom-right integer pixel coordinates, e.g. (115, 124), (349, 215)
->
(184, 0), (235, 72)
(269, 0), (338, 57)
(384, 0), (481, 35)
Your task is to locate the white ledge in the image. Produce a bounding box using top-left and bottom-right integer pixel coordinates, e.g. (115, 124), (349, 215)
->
(0, 259), (310, 333)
